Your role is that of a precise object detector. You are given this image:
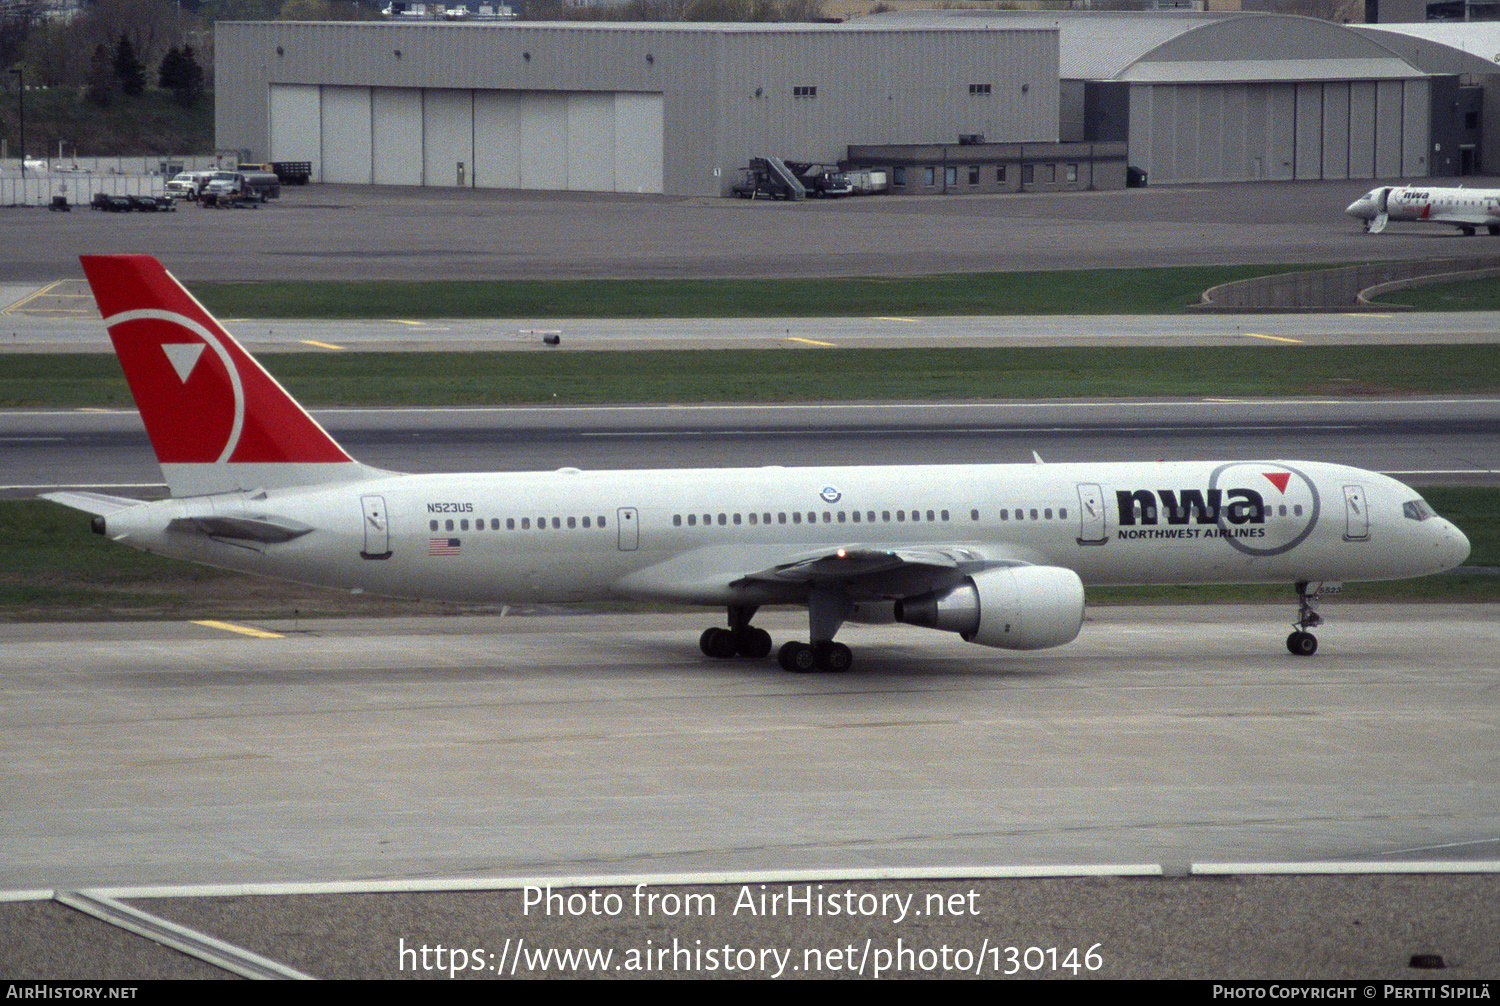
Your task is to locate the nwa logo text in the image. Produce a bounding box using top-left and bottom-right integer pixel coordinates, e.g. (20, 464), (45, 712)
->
(1116, 488), (1266, 526)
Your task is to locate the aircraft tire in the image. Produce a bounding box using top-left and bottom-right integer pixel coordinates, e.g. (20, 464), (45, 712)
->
(814, 641), (853, 672)
(700, 627), (737, 659)
(734, 626), (773, 659)
(1286, 631), (1318, 657)
(778, 641), (817, 673)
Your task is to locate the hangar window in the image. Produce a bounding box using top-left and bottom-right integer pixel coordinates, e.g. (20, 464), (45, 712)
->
(945, 166), (957, 186)
(924, 167), (936, 187)
(1022, 164), (1034, 184)
(1066, 164), (1078, 183)
(893, 166), (905, 186)
(996, 166), (1006, 183)
(968, 166), (979, 185)
(968, 84), (991, 95)
(793, 86), (817, 98)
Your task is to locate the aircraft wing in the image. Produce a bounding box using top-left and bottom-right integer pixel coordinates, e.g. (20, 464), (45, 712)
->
(616, 540), (1036, 606)
(738, 543), (1018, 586)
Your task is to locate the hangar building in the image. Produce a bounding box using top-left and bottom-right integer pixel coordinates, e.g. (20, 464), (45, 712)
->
(215, 12), (1481, 196)
(867, 10), (1479, 185)
(214, 20), (1060, 197)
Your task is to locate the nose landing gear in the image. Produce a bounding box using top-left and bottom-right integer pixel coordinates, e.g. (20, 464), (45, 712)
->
(1287, 580), (1338, 656)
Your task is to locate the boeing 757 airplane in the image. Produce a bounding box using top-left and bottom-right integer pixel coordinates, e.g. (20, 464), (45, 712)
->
(44, 256), (1470, 671)
(1346, 184), (1500, 235)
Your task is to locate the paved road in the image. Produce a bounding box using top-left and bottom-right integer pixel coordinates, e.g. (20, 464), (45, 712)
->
(2, 607), (1497, 978)
(4, 179), (1500, 284)
(5, 398), (1497, 497)
(9, 307), (1500, 353)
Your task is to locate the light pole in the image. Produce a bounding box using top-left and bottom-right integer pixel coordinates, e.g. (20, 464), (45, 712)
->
(8, 68), (22, 180)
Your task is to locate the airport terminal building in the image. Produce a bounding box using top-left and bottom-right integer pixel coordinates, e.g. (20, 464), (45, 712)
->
(214, 12), (1495, 197)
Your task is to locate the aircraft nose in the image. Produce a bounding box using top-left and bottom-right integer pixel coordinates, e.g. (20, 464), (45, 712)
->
(1346, 198), (1372, 218)
(1440, 520), (1471, 570)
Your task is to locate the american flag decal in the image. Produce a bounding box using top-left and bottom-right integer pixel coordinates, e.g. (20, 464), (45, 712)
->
(428, 538), (461, 556)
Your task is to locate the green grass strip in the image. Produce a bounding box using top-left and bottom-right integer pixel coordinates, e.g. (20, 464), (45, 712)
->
(1374, 275), (1500, 311)
(191, 264), (1325, 319)
(5, 344), (1499, 408)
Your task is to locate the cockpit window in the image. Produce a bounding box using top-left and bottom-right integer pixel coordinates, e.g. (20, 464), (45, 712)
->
(1403, 499), (1433, 521)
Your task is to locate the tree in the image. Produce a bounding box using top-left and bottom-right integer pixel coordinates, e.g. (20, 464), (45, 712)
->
(86, 42), (115, 107)
(160, 45), (206, 107)
(113, 33), (146, 96)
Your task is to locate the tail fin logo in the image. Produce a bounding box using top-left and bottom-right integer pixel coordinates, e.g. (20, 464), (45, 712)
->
(80, 255), (351, 468)
(107, 309), (248, 465)
(162, 342), (206, 383)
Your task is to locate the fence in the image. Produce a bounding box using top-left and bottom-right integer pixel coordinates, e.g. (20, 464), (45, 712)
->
(0, 155), (222, 207)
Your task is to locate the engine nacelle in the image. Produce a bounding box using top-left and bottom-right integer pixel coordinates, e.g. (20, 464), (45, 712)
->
(894, 566), (1084, 651)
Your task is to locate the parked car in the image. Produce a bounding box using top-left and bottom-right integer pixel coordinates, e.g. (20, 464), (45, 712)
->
(90, 193), (134, 212)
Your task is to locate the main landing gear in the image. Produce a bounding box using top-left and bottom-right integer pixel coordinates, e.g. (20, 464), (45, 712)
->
(1286, 580), (1324, 656)
(699, 592), (857, 672)
(698, 605), (773, 660)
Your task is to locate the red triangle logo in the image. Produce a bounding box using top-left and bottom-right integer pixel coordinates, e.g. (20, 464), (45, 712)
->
(1263, 472), (1291, 494)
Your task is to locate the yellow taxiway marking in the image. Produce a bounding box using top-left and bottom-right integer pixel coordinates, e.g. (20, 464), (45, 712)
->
(388, 319), (425, 326)
(1245, 333), (1304, 344)
(192, 620), (285, 639)
(786, 336), (837, 346)
(1, 279), (68, 315)
(871, 316), (921, 323)
(299, 339), (345, 350)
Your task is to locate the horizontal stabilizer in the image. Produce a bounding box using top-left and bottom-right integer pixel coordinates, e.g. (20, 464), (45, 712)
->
(40, 491), (144, 516)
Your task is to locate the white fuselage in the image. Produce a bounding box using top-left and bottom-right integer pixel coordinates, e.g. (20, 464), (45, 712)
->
(103, 459), (1469, 607)
(1346, 185), (1500, 233)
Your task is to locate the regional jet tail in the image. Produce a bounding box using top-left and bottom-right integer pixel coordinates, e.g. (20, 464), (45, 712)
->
(45, 255), (1470, 671)
(1346, 185), (1500, 235)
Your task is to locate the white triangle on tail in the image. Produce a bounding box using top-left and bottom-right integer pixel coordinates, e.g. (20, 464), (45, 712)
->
(162, 342), (206, 384)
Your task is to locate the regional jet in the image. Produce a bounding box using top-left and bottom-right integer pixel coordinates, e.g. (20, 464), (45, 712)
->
(1346, 184), (1500, 235)
(43, 256), (1470, 670)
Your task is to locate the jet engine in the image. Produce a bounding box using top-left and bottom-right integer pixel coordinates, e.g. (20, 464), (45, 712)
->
(894, 566), (1084, 651)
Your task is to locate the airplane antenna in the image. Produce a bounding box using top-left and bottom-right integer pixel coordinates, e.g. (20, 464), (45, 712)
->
(1032, 450), (1045, 464)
